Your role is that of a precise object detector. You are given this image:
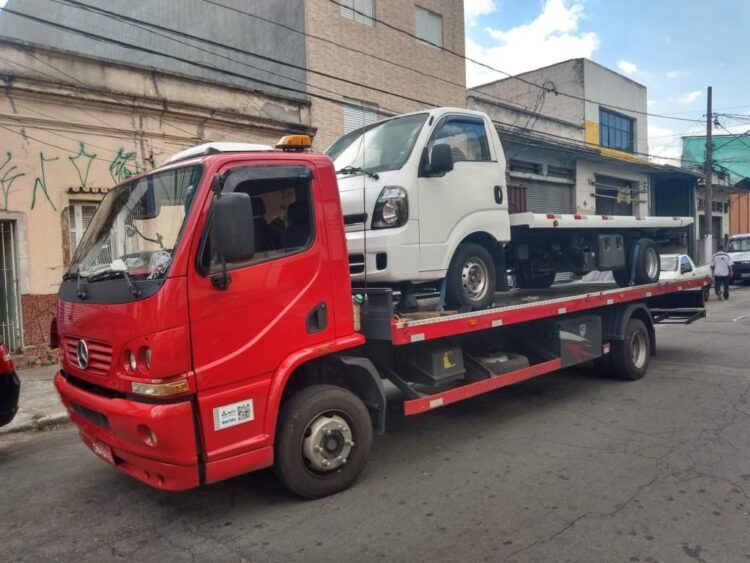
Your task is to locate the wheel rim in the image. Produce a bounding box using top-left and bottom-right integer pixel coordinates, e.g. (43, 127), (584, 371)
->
(644, 247), (659, 280)
(301, 412), (354, 473)
(461, 258), (490, 301)
(630, 330), (648, 369)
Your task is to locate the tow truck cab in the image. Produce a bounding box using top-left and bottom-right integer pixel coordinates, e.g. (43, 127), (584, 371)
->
(54, 139), (359, 491)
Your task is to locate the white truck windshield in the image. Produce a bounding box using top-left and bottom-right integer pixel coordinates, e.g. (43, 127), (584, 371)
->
(326, 113), (428, 175)
(68, 165), (202, 281)
(727, 237), (750, 252)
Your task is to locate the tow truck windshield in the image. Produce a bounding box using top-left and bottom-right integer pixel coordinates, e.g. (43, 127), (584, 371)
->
(68, 165), (202, 283)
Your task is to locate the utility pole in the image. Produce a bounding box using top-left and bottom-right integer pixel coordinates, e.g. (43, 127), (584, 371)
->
(704, 86), (713, 261)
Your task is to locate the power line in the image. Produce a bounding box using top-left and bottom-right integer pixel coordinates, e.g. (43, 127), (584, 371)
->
(3, 5), (708, 168)
(1, 6), (412, 119)
(326, 0), (702, 124)
(197, 0), (534, 114)
(50, 0), (444, 112)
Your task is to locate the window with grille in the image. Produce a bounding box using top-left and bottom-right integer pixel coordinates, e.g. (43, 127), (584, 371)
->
(599, 108), (634, 152)
(342, 98), (379, 134)
(340, 0), (374, 26)
(415, 6), (442, 47)
(68, 202), (98, 258)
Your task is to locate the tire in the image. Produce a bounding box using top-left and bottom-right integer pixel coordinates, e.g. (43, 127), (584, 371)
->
(275, 385), (373, 499)
(613, 238), (660, 287)
(703, 286), (710, 301)
(515, 266), (555, 290)
(445, 243), (496, 309)
(610, 318), (650, 381)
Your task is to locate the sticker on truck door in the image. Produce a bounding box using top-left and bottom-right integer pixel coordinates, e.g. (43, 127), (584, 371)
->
(213, 399), (255, 431)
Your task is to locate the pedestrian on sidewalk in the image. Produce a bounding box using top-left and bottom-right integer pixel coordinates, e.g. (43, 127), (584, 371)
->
(711, 245), (733, 301)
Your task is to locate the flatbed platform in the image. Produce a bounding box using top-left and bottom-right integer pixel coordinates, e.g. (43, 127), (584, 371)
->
(361, 277), (710, 345)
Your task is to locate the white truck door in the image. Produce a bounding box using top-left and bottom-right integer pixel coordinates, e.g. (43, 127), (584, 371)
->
(417, 114), (507, 273)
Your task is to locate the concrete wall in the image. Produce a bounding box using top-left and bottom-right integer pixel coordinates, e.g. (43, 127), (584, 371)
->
(0, 40), (311, 362)
(582, 59), (648, 159)
(0, 0), (307, 101)
(304, 0), (466, 149)
(467, 96), (583, 143)
(470, 59), (585, 140)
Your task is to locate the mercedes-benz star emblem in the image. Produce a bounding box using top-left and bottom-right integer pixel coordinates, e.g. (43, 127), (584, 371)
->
(77, 339), (90, 370)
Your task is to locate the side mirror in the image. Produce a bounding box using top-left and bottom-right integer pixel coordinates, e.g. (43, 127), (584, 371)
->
(680, 264), (691, 274)
(429, 144), (453, 176)
(212, 192), (255, 264)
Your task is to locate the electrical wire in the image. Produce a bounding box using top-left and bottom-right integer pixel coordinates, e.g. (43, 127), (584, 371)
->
(2, 5), (712, 169)
(325, 0), (703, 124)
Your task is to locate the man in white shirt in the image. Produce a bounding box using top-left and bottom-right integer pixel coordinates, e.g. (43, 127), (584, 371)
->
(711, 245), (734, 301)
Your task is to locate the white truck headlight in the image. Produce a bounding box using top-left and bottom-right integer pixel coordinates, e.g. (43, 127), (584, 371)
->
(372, 187), (408, 229)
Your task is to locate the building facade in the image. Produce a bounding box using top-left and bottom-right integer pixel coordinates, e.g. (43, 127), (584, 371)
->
(469, 58), (654, 218)
(0, 0), (465, 363)
(0, 40), (312, 363)
(304, 0), (466, 149)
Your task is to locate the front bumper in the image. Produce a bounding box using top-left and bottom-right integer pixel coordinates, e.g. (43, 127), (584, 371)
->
(346, 220), (430, 283)
(0, 371), (20, 427)
(733, 262), (750, 281)
(54, 371), (200, 491)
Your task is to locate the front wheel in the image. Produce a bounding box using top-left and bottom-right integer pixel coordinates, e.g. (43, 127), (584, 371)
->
(275, 385), (373, 499)
(445, 243), (496, 310)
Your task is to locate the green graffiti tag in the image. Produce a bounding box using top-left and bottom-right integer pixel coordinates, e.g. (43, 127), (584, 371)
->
(68, 142), (97, 188)
(109, 148), (136, 183)
(31, 153), (59, 210)
(0, 151), (26, 211)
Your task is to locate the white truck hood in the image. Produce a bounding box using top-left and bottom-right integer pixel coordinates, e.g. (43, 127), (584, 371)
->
(728, 251), (750, 262)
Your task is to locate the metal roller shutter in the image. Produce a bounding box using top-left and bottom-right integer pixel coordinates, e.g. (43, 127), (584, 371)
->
(523, 181), (573, 214)
(343, 98), (378, 134)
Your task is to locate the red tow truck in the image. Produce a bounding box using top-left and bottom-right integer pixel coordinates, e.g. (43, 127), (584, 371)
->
(53, 137), (708, 498)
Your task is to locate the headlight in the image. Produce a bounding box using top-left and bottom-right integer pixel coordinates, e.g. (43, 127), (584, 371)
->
(372, 186), (408, 229)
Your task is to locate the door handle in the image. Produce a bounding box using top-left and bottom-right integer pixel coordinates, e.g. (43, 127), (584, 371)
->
(306, 302), (328, 333)
(494, 185), (504, 204)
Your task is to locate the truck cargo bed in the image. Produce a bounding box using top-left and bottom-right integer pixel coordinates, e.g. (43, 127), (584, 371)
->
(359, 277), (709, 345)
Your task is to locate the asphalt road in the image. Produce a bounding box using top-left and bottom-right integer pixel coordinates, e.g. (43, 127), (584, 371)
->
(2, 286), (750, 562)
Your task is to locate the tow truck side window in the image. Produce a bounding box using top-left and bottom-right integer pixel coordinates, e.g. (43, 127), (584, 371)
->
(200, 166), (314, 272)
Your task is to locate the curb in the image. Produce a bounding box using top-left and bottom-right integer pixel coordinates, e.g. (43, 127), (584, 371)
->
(0, 412), (70, 435)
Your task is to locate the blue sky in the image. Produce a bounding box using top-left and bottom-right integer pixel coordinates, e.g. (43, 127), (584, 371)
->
(464, 0), (750, 165)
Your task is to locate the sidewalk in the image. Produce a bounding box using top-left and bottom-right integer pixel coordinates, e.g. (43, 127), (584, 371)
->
(1, 364), (68, 434)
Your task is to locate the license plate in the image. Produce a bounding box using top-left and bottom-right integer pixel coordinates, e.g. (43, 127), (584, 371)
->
(91, 440), (115, 465)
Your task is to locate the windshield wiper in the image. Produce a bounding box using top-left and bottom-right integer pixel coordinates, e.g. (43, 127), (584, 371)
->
(63, 271), (89, 300)
(336, 166), (380, 180)
(88, 269), (142, 298)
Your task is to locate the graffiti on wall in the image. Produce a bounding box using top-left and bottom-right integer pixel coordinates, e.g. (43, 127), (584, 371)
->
(109, 148), (136, 183)
(31, 153), (59, 211)
(68, 142), (97, 188)
(0, 152), (26, 211)
(0, 142), (146, 211)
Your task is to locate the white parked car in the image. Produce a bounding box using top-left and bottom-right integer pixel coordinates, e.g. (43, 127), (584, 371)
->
(727, 233), (750, 284)
(659, 254), (711, 298)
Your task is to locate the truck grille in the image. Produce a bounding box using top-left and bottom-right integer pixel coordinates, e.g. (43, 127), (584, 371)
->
(65, 337), (113, 376)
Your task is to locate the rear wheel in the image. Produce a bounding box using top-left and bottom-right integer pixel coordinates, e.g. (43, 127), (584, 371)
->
(613, 238), (660, 287)
(445, 243), (496, 309)
(275, 385), (373, 499)
(610, 318), (650, 380)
